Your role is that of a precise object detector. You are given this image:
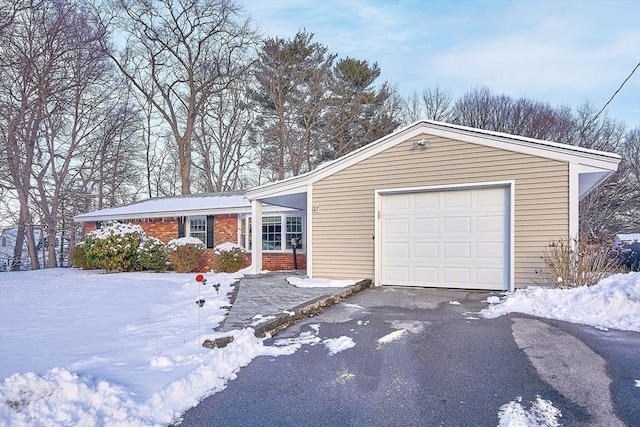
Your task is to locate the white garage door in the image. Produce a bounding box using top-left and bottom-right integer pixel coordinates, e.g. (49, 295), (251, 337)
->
(380, 187), (510, 290)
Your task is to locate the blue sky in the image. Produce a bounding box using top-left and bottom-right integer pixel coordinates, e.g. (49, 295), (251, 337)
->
(242, 0), (640, 129)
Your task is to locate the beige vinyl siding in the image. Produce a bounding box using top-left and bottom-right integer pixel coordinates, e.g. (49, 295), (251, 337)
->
(311, 134), (569, 288)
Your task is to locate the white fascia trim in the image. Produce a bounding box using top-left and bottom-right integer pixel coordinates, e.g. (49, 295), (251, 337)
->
(508, 182), (515, 292)
(421, 125), (621, 168)
(569, 163), (580, 240)
(374, 189), (382, 286)
(247, 180), (309, 200)
(376, 180), (514, 194)
(306, 183), (314, 278)
(375, 180), (515, 291)
(74, 205), (297, 223)
(74, 208), (250, 222)
(422, 120), (622, 163)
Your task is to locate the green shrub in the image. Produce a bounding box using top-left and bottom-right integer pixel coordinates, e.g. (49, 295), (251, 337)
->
(214, 242), (245, 273)
(536, 237), (622, 288)
(71, 243), (93, 269)
(138, 237), (168, 272)
(167, 237), (205, 273)
(84, 222), (146, 272)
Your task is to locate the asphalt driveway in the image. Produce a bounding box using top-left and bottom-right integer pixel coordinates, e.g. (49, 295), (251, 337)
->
(179, 286), (640, 426)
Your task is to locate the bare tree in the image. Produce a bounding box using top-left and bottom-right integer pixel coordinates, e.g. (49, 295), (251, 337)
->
(192, 79), (254, 192)
(0, 1), (64, 269)
(400, 91), (424, 124)
(1, 1), (144, 269)
(102, 0), (257, 195)
(421, 86), (453, 122)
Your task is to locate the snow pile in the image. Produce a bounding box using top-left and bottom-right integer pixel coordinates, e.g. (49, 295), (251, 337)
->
(0, 269), (293, 426)
(482, 272), (640, 332)
(497, 396), (561, 427)
(273, 325), (355, 356)
(377, 329), (407, 347)
(322, 336), (356, 355)
(286, 276), (359, 288)
(167, 237), (205, 250)
(214, 241), (245, 254)
(88, 222), (145, 240)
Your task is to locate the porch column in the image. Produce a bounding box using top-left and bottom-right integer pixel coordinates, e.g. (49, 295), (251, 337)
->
(251, 199), (263, 273)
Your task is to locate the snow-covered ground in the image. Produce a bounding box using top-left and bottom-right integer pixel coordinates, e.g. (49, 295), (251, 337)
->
(0, 269), (638, 426)
(0, 269), (299, 426)
(482, 272), (640, 332)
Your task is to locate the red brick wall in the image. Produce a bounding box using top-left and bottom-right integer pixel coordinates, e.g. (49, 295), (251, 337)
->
(213, 215), (238, 246)
(243, 252), (307, 271)
(82, 219), (178, 244)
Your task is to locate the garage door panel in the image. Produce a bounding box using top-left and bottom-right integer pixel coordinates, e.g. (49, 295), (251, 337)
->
(413, 242), (439, 258)
(476, 187), (507, 207)
(476, 242), (504, 258)
(443, 267), (471, 284)
(414, 266), (439, 282)
(381, 186), (510, 290)
(476, 268), (505, 285)
(476, 215), (505, 233)
(384, 218), (409, 234)
(444, 242), (470, 258)
(414, 193), (439, 209)
(414, 217), (439, 233)
(444, 191), (471, 208)
(384, 265), (409, 283)
(385, 242), (410, 257)
(444, 217), (471, 233)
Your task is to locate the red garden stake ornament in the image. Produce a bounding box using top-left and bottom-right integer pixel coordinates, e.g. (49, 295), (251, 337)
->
(195, 274), (206, 346)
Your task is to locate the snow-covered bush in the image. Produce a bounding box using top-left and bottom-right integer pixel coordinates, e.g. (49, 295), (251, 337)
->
(536, 237), (621, 288)
(84, 222), (146, 272)
(71, 243), (93, 270)
(214, 242), (245, 273)
(138, 237), (168, 272)
(167, 237), (205, 273)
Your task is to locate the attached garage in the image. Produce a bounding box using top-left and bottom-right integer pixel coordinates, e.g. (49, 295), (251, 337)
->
(247, 120), (620, 291)
(378, 184), (511, 290)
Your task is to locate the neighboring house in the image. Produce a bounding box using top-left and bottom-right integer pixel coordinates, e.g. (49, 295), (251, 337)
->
(614, 233), (640, 272)
(0, 228), (63, 271)
(73, 191), (306, 271)
(246, 120), (621, 291)
(614, 234), (640, 245)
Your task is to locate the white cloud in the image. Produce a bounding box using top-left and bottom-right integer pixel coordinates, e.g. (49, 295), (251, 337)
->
(243, 0), (640, 127)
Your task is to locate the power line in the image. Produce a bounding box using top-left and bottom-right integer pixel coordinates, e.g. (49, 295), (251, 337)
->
(583, 61), (640, 131)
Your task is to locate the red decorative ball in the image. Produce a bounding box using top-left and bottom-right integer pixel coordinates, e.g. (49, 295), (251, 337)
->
(195, 274), (204, 282)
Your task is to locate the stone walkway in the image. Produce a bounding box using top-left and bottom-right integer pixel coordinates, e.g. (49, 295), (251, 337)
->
(220, 271), (370, 332)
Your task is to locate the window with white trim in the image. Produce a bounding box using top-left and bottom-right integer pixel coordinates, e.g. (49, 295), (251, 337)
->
(189, 216), (207, 245)
(239, 215), (304, 251)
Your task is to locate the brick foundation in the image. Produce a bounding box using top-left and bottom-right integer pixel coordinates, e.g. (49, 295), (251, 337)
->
(243, 252), (307, 271)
